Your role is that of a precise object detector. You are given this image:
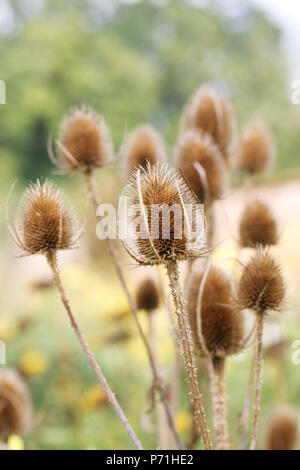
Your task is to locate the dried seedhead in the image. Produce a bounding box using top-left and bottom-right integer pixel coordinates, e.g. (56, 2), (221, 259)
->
(186, 264), (244, 358)
(0, 368), (33, 440)
(238, 122), (274, 175)
(121, 125), (167, 178)
(175, 130), (227, 203)
(54, 105), (113, 173)
(239, 200), (278, 248)
(238, 249), (285, 314)
(182, 85), (236, 165)
(136, 277), (160, 312)
(7, 180), (81, 256)
(264, 406), (298, 450)
(122, 163), (206, 266)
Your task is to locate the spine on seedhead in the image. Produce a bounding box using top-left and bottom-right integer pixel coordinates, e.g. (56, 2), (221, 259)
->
(0, 368), (33, 441)
(181, 85), (236, 166)
(239, 199), (278, 248)
(54, 105), (113, 173)
(238, 122), (274, 176)
(121, 125), (167, 179)
(264, 406), (298, 450)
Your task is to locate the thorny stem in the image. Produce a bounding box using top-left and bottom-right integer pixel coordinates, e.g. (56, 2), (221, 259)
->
(166, 260), (212, 450)
(240, 343), (256, 449)
(210, 356), (229, 450)
(250, 314), (264, 450)
(84, 170), (185, 450)
(46, 251), (143, 450)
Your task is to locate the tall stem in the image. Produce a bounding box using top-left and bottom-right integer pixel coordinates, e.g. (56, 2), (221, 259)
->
(47, 252), (143, 450)
(250, 314), (264, 450)
(166, 260), (212, 450)
(240, 343), (256, 449)
(84, 170), (184, 450)
(210, 356), (229, 450)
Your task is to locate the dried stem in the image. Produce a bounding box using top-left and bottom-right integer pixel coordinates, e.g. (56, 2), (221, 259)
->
(240, 343), (256, 449)
(46, 251), (143, 450)
(84, 170), (184, 450)
(210, 356), (229, 450)
(166, 260), (212, 450)
(250, 313), (264, 450)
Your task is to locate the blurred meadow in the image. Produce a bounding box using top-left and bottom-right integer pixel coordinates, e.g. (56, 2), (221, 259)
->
(1, 0), (300, 450)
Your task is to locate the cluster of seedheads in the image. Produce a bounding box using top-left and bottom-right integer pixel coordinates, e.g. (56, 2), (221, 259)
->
(4, 82), (298, 451)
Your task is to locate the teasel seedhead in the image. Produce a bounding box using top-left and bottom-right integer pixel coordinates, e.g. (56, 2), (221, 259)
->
(122, 162), (206, 266)
(264, 406), (298, 450)
(175, 129), (227, 203)
(136, 276), (160, 312)
(238, 249), (285, 314)
(182, 85), (236, 165)
(238, 122), (274, 175)
(51, 105), (113, 173)
(121, 125), (167, 178)
(0, 368), (33, 440)
(186, 263), (244, 359)
(7, 180), (82, 257)
(239, 200), (278, 248)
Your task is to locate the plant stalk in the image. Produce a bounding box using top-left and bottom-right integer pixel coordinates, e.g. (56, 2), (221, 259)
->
(166, 260), (212, 450)
(210, 356), (229, 450)
(250, 313), (264, 450)
(47, 251), (143, 450)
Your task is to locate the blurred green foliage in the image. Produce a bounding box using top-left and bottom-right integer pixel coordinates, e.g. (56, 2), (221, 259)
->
(1, 0), (299, 185)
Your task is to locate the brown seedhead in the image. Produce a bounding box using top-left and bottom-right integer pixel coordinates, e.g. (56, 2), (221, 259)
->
(239, 200), (278, 248)
(238, 122), (274, 175)
(136, 277), (160, 312)
(123, 162), (206, 266)
(182, 85), (235, 165)
(8, 180), (79, 256)
(0, 369), (33, 440)
(264, 406), (298, 450)
(56, 105), (113, 173)
(186, 264), (244, 358)
(238, 249), (285, 314)
(121, 125), (167, 178)
(175, 129), (227, 203)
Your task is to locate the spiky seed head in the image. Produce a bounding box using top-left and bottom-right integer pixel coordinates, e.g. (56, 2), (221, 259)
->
(238, 122), (274, 175)
(186, 264), (244, 358)
(175, 129), (227, 203)
(264, 407), (298, 450)
(57, 105), (113, 173)
(0, 369), (33, 440)
(182, 85), (235, 165)
(239, 200), (278, 248)
(13, 180), (77, 256)
(123, 163), (206, 266)
(122, 125), (167, 178)
(238, 249), (285, 314)
(136, 277), (160, 312)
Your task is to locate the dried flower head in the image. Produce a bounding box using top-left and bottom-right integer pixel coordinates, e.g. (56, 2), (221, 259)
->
(239, 200), (278, 248)
(123, 163), (206, 266)
(238, 122), (274, 175)
(8, 180), (80, 256)
(175, 129), (227, 203)
(264, 407), (298, 450)
(238, 249), (285, 314)
(0, 369), (33, 440)
(182, 85), (235, 165)
(55, 105), (113, 173)
(186, 264), (244, 358)
(136, 277), (160, 312)
(122, 125), (167, 178)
